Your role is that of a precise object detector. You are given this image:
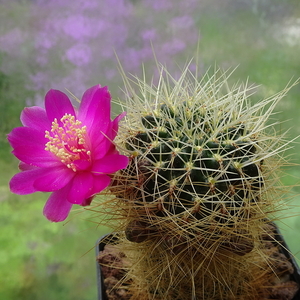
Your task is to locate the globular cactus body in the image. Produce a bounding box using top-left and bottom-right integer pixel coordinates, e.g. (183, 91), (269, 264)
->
(104, 66), (295, 299)
(112, 67), (288, 253)
(127, 103), (262, 223)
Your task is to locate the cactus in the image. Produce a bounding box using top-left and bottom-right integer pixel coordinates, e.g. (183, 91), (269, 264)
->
(102, 66), (296, 299)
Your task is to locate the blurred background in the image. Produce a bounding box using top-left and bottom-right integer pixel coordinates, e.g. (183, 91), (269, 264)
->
(0, 0), (300, 299)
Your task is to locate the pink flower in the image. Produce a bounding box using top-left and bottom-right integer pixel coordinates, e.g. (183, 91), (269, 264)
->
(8, 85), (129, 222)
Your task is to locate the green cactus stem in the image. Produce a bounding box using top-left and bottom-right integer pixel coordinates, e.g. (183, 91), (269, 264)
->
(110, 67), (294, 255)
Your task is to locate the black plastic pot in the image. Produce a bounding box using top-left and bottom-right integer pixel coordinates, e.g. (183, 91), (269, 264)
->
(96, 227), (300, 300)
(96, 234), (117, 300)
(275, 227), (300, 298)
(96, 236), (106, 300)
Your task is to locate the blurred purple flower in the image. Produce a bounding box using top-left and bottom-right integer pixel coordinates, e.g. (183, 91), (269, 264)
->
(145, 0), (173, 11)
(141, 29), (157, 42)
(65, 44), (92, 66)
(0, 28), (26, 55)
(162, 39), (186, 55)
(170, 15), (195, 30)
(63, 15), (96, 40)
(0, 0), (199, 102)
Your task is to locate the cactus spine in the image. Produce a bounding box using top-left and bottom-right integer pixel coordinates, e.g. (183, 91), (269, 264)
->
(102, 66), (296, 299)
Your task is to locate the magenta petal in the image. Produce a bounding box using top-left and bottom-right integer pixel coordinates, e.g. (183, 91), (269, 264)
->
(91, 111), (125, 153)
(8, 126), (47, 149)
(33, 166), (75, 192)
(43, 186), (73, 222)
(12, 145), (60, 168)
(45, 89), (76, 123)
(67, 172), (94, 204)
(79, 86), (111, 136)
(21, 106), (51, 131)
(81, 195), (94, 206)
(8, 127), (59, 167)
(92, 135), (114, 160)
(92, 154), (129, 174)
(72, 159), (91, 171)
(78, 84), (100, 121)
(111, 111), (126, 140)
(90, 174), (111, 196)
(9, 168), (44, 195)
(19, 162), (36, 171)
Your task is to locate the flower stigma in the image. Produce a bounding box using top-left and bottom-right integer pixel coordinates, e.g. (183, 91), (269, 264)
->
(45, 114), (91, 171)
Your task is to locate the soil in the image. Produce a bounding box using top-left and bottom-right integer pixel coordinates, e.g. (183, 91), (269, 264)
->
(97, 224), (300, 300)
(97, 244), (132, 300)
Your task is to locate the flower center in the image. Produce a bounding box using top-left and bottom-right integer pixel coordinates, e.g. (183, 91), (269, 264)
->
(45, 114), (91, 171)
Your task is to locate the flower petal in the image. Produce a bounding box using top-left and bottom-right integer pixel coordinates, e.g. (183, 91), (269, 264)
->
(43, 186), (73, 222)
(111, 111), (126, 140)
(19, 162), (36, 171)
(90, 174), (111, 196)
(8, 126), (47, 149)
(72, 159), (91, 171)
(20, 106), (51, 131)
(92, 154), (129, 174)
(77, 84), (101, 121)
(9, 168), (44, 195)
(8, 127), (59, 167)
(67, 172), (111, 205)
(81, 195), (94, 206)
(67, 172), (94, 204)
(78, 86), (111, 138)
(12, 145), (60, 168)
(45, 89), (76, 123)
(33, 166), (75, 192)
(91, 111), (126, 158)
(92, 135), (115, 160)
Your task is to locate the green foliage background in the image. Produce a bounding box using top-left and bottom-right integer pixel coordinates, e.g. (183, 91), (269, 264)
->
(0, 1), (300, 299)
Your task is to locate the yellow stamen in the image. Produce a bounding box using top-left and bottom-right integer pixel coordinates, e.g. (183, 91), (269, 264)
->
(45, 114), (90, 171)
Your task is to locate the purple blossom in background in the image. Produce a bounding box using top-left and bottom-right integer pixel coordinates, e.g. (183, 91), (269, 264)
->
(145, 0), (173, 11)
(141, 29), (157, 41)
(65, 44), (92, 66)
(170, 15), (195, 30)
(0, 0), (199, 103)
(161, 39), (186, 56)
(63, 15), (97, 40)
(0, 28), (26, 55)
